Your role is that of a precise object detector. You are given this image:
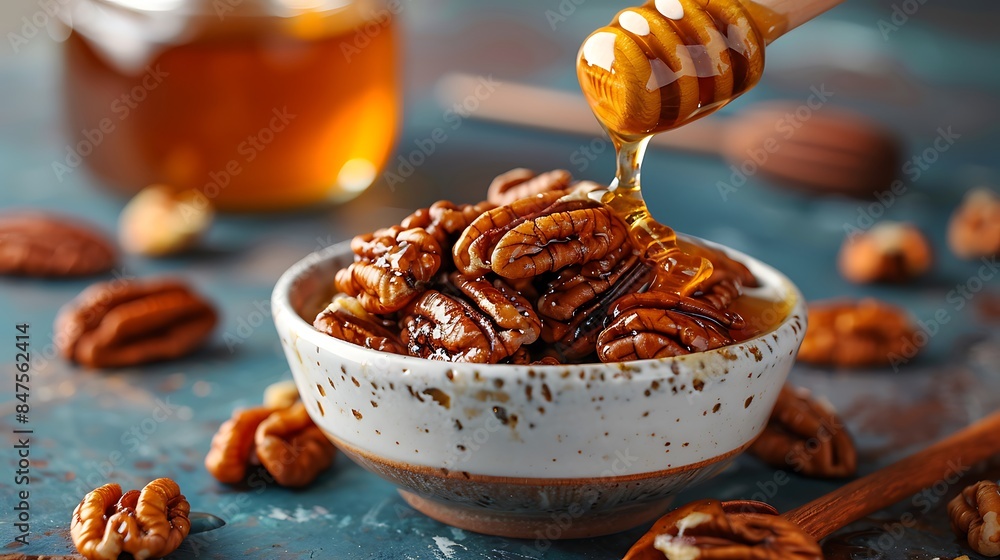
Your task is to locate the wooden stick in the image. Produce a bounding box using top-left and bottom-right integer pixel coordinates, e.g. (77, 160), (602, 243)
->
(782, 410), (1000, 540)
(434, 74), (725, 154)
(752, 0), (846, 38)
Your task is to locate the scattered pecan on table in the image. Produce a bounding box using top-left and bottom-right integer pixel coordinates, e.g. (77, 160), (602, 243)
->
(797, 298), (916, 368)
(206, 400), (335, 488)
(0, 212), (116, 278)
(205, 406), (275, 484)
(119, 185), (214, 257)
(948, 187), (1000, 259)
(623, 499), (822, 560)
(70, 478), (190, 560)
(749, 384), (857, 478)
(54, 277), (218, 368)
(255, 402), (337, 488)
(948, 480), (1000, 557)
(838, 222), (932, 284)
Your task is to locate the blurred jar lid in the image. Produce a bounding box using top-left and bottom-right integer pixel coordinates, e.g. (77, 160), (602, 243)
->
(59, 0), (378, 74)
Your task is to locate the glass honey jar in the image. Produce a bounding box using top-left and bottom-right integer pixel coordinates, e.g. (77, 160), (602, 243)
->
(60, 0), (401, 211)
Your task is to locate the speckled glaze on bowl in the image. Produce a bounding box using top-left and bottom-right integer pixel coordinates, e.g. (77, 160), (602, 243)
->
(271, 238), (807, 539)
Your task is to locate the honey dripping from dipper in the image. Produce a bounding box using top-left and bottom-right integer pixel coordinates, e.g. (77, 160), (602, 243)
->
(577, 0), (786, 296)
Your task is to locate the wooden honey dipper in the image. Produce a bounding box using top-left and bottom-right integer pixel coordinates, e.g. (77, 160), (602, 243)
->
(575, 0), (848, 297)
(577, 0), (848, 139)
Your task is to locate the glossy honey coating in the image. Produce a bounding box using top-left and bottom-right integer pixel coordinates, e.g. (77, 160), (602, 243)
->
(577, 0), (769, 139)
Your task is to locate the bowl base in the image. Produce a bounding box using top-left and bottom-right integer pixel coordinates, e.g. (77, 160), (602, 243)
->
(398, 489), (673, 539)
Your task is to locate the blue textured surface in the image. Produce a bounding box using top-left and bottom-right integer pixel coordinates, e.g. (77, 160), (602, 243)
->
(1, 0), (1000, 558)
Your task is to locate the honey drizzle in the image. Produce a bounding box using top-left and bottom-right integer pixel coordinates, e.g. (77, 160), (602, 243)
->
(578, 0), (781, 297)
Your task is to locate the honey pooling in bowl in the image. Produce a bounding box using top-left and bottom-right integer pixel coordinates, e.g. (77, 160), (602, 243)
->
(577, 0), (784, 297)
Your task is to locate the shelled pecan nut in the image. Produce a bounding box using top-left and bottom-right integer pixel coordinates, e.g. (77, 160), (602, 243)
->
(402, 200), (496, 246)
(948, 187), (1000, 259)
(335, 225), (443, 314)
(948, 480), (1000, 557)
(71, 478), (191, 560)
(263, 379), (301, 410)
(797, 298), (916, 367)
(624, 499), (822, 560)
(540, 248), (653, 361)
(255, 402), (337, 488)
(749, 384), (857, 478)
(205, 406), (275, 484)
(55, 278), (218, 368)
(597, 291), (743, 362)
(455, 191), (628, 279)
(838, 222), (932, 284)
(681, 240), (759, 310)
(486, 168), (573, 206)
(313, 295), (406, 355)
(119, 185), (214, 257)
(0, 213), (116, 277)
(402, 272), (541, 363)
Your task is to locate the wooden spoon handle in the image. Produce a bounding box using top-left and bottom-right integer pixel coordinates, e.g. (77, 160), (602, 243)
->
(435, 74), (726, 155)
(781, 410), (1000, 540)
(751, 0), (846, 39)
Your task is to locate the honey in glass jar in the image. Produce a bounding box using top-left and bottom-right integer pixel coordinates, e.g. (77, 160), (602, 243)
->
(61, 0), (401, 211)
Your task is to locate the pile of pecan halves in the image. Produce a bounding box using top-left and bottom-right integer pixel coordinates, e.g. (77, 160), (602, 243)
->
(315, 169), (758, 365)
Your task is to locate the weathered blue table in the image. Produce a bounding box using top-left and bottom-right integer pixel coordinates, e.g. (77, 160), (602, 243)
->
(2, 0), (999, 558)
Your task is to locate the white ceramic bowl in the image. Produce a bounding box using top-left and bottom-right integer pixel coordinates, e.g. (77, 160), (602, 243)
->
(271, 239), (806, 538)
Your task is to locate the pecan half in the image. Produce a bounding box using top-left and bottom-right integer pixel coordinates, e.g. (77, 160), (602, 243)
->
(681, 240), (759, 310)
(71, 478), (190, 560)
(455, 191), (628, 279)
(205, 406), (275, 484)
(540, 246), (653, 361)
(948, 480), (1000, 557)
(797, 298), (916, 367)
(402, 200), (496, 247)
(402, 272), (541, 363)
(0, 213), (116, 277)
(55, 278), (218, 368)
(263, 379), (301, 410)
(596, 291), (743, 362)
(749, 384), (857, 478)
(119, 185), (214, 257)
(624, 499), (822, 560)
(255, 402), (337, 488)
(335, 226), (443, 314)
(838, 222), (932, 284)
(486, 168), (573, 206)
(313, 295), (406, 354)
(949, 187), (1000, 259)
